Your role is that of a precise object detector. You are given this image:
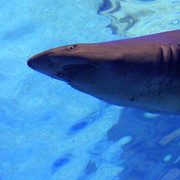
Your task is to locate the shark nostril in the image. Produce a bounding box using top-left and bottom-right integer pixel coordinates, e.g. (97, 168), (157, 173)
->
(68, 44), (78, 50)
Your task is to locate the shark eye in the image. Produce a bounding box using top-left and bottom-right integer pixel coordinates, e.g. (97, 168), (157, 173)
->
(68, 44), (77, 50)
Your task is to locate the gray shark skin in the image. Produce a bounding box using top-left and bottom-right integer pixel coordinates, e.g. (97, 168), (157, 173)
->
(27, 30), (180, 114)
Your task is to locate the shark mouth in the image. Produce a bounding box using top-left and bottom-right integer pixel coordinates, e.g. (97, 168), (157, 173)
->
(56, 63), (96, 83)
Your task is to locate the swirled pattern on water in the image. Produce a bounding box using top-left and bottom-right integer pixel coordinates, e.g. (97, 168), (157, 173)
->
(0, 0), (180, 180)
(98, 0), (180, 37)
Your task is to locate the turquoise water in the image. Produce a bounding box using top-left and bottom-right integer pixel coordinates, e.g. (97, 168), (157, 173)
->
(0, 0), (180, 179)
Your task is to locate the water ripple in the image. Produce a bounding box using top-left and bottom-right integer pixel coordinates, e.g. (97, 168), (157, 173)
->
(98, 0), (180, 36)
(20, 95), (46, 113)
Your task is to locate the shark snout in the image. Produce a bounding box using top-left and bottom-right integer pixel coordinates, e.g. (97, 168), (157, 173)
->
(27, 50), (97, 83)
(27, 51), (63, 80)
(27, 53), (52, 70)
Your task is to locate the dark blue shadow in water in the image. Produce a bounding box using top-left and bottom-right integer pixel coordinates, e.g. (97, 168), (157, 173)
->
(1, 24), (36, 41)
(67, 110), (103, 135)
(67, 121), (88, 135)
(107, 108), (180, 180)
(98, 0), (112, 12)
(71, 121), (88, 131)
(85, 160), (97, 175)
(51, 156), (71, 173)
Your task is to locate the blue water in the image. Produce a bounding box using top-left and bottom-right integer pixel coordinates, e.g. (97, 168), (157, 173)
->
(0, 0), (180, 180)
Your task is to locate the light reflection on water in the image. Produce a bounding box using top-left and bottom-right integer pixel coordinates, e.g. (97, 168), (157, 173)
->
(0, 0), (179, 180)
(98, 0), (180, 37)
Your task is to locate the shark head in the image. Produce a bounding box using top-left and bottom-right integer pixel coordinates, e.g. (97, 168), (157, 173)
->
(28, 43), (118, 82)
(28, 44), (94, 82)
(27, 32), (180, 114)
(27, 42), (132, 106)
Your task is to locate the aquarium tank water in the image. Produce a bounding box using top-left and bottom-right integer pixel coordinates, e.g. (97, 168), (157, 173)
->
(0, 0), (180, 179)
